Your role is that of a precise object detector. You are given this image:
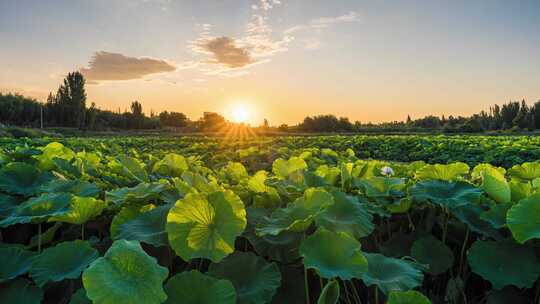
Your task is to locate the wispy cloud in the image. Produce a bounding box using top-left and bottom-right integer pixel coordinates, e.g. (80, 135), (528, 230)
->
(188, 1), (290, 76)
(184, 3), (358, 76)
(285, 11), (360, 34)
(80, 51), (176, 83)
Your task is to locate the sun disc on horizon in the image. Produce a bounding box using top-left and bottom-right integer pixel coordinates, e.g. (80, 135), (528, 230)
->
(229, 103), (252, 123)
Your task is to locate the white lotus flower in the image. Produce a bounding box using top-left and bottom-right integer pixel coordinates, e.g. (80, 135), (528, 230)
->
(381, 166), (394, 176)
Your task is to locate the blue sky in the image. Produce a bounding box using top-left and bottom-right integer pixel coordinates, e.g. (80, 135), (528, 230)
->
(1, 0), (539, 124)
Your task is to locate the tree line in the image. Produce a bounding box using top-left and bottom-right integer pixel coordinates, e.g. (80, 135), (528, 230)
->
(0, 72), (190, 130)
(1, 71), (539, 133)
(291, 100), (540, 133)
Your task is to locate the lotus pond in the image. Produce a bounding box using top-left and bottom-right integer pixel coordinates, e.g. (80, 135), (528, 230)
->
(1, 135), (540, 303)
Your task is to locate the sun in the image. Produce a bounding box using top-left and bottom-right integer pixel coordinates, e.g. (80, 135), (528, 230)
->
(229, 103), (251, 123)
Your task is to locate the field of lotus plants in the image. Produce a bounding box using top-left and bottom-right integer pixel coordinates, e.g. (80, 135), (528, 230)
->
(1, 135), (540, 303)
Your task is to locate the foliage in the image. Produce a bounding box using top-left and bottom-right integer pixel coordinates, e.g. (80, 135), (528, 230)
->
(1, 136), (540, 303)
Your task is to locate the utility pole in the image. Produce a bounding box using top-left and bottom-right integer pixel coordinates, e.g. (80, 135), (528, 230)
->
(40, 104), (43, 129)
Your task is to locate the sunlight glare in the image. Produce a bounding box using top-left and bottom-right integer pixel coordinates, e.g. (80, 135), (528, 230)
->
(230, 103), (251, 123)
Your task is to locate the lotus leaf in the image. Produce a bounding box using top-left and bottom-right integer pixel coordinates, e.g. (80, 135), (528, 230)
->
(0, 193), (72, 227)
(467, 240), (540, 289)
(166, 191), (246, 262)
(410, 180), (481, 209)
(152, 153), (188, 177)
(208, 251), (281, 304)
(508, 162), (540, 180)
(0, 162), (53, 197)
(507, 193), (540, 243)
(106, 182), (167, 206)
(164, 270), (236, 304)
(30, 240), (98, 287)
(315, 190), (374, 239)
(272, 157), (307, 179)
(82, 240), (168, 304)
(361, 252), (424, 294)
(415, 162), (469, 181)
(115, 203), (171, 247)
(299, 228), (368, 279)
(387, 290), (431, 304)
(411, 235), (453, 275)
(50, 196), (107, 224)
(481, 168), (511, 204)
(0, 246), (35, 282)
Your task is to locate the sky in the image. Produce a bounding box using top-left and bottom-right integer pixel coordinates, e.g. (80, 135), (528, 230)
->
(1, 0), (539, 125)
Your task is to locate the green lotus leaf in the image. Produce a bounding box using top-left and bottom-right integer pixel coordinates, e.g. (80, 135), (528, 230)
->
(245, 207), (302, 263)
(152, 153), (188, 177)
(50, 196), (107, 225)
(0, 278), (43, 304)
(70, 288), (91, 304)
(115, 203), (171, 247)
(302, 188), (334, 211)
(164, 270), (236, 304)
(471, 164), (506, 181)
(387, 290), (431, 304)
(246, 229), (303, 263)
(30, 240), (98, 287)
(452, 204), (502, 240)
(0, 162), (53, 197)
(317, 280), (340, 304)
(222, 162), (248, 183)
(0, 247), (35, 282)
(387, 197), (413, 214)
(415, 162), (469, 181)
(509, 179), (531, 202)
(208, 251), (281, 304)
(481, 203), (511, 229)
(355, 177), (405, 197)
(82, 240), (168, 304)
(507, 193), (540, 243)
(410, 180), (481, 209)
(166, 190), (246, 262)
(0, 193), (72, 228)
(39, 179), (100, 198)
(252, 187), (281, 209)
(256, 189), (332, 236)
(315, 190), (374, 239)
(361, 253), (424, 294)
(508, 162), (540, 180)
(110, 204), (156, 238)
(272, 157), (307, 179)
(248, 171), (269, 193)
(467, 240), (540, 289)
(53, 158), (82, 178)
(107, 155), (149, 182)
(481, 168), (510, 204)
(315, 165), (340, 186)
(299, 228), (368, 280)
(411, 235), (453, 275)
(106, 182), (167, 206)
(36, 142), (75, 171)
(181, 171), (221, 193)
(0, 193), (18, 219)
